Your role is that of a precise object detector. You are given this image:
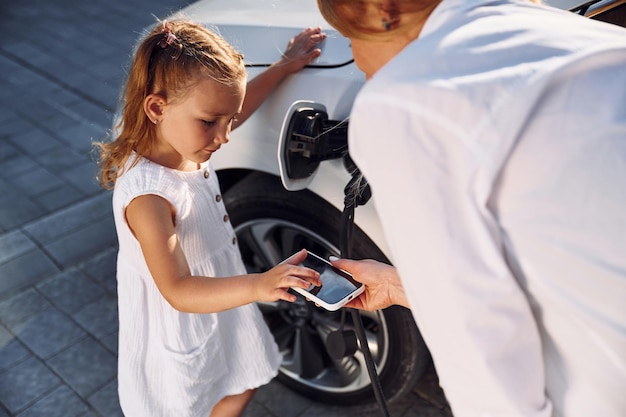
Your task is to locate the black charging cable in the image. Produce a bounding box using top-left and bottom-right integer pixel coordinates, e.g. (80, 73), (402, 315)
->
(334, 168), (391, 417)
(283, 109), (390, 415)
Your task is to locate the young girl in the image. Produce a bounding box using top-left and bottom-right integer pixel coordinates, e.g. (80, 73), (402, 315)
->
(96, 19), (323, 417)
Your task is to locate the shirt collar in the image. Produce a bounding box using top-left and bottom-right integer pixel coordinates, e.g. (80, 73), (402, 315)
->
(420, 0), (498, 38)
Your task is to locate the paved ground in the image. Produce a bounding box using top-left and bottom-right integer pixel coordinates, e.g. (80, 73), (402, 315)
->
(0, 1), (452, 416)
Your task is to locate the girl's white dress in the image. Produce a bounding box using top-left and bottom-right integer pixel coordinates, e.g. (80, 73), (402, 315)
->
(112, 154), (282, 417)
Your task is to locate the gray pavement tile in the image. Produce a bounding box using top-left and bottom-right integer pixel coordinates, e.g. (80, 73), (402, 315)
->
(7, 167), (65, 199)
(0, 141), (21, 163)
(39, 21), (88, 47)
(0, 191), (46, 231)
(15, 385), (89, 417)
(8, 128), (64, 157)
(253, 380), (312, 417)
(51, 46), (97, 77)
(0, 107), (15, 123)
(34, 186), (84, 213)
(55, 124), (104, 156)
(3, 42), (53, 71)
(85, 59), (126, 82)
(0, 325), (31, 372)
(98, 330), (118, 356)
(46, 337), (116, 398)
(294, 391), (421, 417)
(72, 87), (120, 119)
(28, 100), (86, 132)
(0, 51), (47, 87)
(0, 12), (34, 36)
(86, 379), (123, 417)
(1, 86), (57, 118)
(0, 115), (33, 141)
(0, 248), (60, 299)
(0, 289), (51, 328)
(0, 338), (31, 374)
(22, 193), (112, 244)
(401, 398), (454, 417)
(72, 297), (118, 341)
(42, 216), (117, 268)
(42, 91), (109, 128)
(58, 162), (103, 196)
(1, 154), (39, 179)
(33, 146), (89, 173)
(36, 268), (104, 315)
(299, 402), (366, 417)
(3, 33), (61, 64)
(11, 308), (86, 360)
(0, 230), (36, 265)
(0, 356), (61, 413)
(359, 393), (421, 417)
(77, 247), (117, 296)
(241, 399), (273, 417)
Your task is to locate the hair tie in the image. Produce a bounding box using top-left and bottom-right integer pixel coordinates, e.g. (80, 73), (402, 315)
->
(159, 20), (177, 48)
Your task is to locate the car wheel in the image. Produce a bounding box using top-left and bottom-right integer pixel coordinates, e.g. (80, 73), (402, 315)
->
(222, 172), (431, 406)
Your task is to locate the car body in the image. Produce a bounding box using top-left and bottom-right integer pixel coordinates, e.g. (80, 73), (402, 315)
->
(177, 0), (626, 260)
(158, 0), (626, 407)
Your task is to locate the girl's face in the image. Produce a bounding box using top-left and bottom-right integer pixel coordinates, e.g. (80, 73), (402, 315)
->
(151, 75), (246, 169)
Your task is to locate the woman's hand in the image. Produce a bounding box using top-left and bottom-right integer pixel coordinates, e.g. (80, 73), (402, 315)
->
(329, 258), (410, 311)
(255, 249), (322, 303)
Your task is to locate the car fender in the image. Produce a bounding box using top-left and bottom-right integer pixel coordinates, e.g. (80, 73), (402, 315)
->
(213, 65), (393, 260)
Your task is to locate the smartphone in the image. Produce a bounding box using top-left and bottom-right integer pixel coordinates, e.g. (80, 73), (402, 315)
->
(287, 250), (364, 311)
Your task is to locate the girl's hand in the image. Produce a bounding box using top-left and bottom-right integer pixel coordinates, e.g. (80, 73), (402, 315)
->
(329, 258), (410, 311)
(276, 27), (326, 74)
(233, 27), (326, 130)
(255, 249), (322, 303)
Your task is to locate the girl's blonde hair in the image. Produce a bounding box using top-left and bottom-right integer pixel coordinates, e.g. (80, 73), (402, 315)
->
(95, 19), (246, 189)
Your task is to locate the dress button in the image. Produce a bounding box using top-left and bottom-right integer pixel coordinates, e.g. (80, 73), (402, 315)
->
(232, 237), (237, 245)
(215, 194), (222, 202)
(223, 214), (229, 222)
(203, 169), (209, 179)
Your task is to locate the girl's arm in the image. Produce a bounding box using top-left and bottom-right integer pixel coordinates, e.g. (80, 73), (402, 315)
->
(125, 194), (320, 313)
(233, 27), (326, 129)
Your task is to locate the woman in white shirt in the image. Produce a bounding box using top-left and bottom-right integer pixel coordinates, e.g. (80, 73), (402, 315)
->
(319, 1), (626, 416)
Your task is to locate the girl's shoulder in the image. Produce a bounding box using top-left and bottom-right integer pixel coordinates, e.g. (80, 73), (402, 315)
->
(117, 155), (163, 188)
(113, 154), (182, 207)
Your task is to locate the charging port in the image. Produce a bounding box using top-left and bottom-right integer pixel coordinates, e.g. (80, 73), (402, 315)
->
(282, 105), (348, 180)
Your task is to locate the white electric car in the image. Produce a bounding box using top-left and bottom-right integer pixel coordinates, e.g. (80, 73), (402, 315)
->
(153, 0), (625, 407)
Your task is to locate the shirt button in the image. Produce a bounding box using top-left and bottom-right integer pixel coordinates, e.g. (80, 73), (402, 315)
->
(215, 194), (222, 202)
(232, 237), (237, 245)
(203, 169), (209, 179)
(223, 214), (229, 222)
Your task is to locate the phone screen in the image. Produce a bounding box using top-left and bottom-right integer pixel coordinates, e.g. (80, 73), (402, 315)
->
(299, 253), (362, 304)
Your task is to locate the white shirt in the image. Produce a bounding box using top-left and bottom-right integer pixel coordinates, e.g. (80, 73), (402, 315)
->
(349, 1), (626, 416)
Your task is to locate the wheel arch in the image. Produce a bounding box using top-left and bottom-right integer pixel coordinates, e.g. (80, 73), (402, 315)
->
(216, 168), (393, 260)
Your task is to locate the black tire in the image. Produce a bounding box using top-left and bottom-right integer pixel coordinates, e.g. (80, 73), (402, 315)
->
(222, 172), (431, 406)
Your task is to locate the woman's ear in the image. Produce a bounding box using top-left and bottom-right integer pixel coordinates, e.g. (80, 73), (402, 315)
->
(144, 94), (166, 124)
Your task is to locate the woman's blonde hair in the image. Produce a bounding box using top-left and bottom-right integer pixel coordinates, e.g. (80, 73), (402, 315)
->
(94, 19), (246, 189)
(317, 0), (543, 41)
(317, 0), (406, 40)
